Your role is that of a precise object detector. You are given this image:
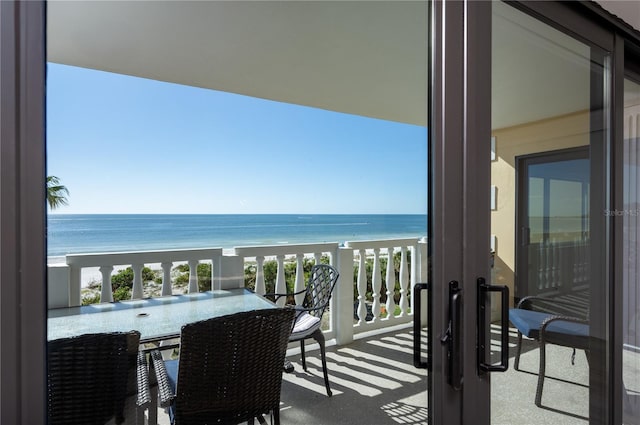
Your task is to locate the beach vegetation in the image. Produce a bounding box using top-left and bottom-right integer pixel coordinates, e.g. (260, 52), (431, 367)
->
(243, 256), (330, 303)
(172, 263), (212, 292)
(107, 266), (158, 301)
(46, 175), (69, 209)
(81, 292), (101, 305)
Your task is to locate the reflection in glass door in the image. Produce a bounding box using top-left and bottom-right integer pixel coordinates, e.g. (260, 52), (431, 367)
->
(516, 147), (590, 304)
(623, 75), (640, 424)
(490, 2), (609, 423)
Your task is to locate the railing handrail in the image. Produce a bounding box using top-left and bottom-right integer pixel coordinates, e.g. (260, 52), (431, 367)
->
(65, 247), (223, 267)
(345, 237), (421, 250)
(233, 242), (339, 257)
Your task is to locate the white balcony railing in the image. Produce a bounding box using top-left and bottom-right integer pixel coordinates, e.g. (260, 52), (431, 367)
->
(47, 237), (428, 346)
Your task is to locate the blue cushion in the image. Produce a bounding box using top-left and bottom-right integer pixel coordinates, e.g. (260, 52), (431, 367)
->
(508, 308), (589, 340)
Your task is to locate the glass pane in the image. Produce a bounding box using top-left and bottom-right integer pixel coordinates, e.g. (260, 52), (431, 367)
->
(623, 76), (640, 424)
(46, 2), (430, 423)
(491, 1), (608, 422)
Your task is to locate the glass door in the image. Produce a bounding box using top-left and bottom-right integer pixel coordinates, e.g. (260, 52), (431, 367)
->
(428, 1), (616, 424)
(488, 2), (610, 423)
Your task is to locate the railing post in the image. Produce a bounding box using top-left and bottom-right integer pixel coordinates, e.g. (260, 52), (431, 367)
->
(356, 248), (368, 323)
(398, 246), (409, 316)
(418, 238), (428, 326)
(255, 256), (265, 295)
(99, 265), (114, 303)
(131, 263), (144, 299)
(218, 255), (244, 289)
(335, 246), (354, 345)
(275, 255), (286, 307)
(188, 259), (199, 293)
(161, 262), (172, 296)
(371, 248), (381, 322)
(47, 264), (70, 308)
(294, 253), (305, 305)
(385, 246), (396, 319)
(69, 263), (82, 307)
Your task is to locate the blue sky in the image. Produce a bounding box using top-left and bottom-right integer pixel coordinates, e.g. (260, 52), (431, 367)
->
(46, 63), (427, 214)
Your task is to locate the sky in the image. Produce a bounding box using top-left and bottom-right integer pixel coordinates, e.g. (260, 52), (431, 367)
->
(46, 63), (428, 214)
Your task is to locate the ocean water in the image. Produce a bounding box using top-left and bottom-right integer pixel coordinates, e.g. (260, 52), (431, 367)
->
(47, 214), (427, 260)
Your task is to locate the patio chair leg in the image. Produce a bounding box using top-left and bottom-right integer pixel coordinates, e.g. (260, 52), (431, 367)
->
(312, 329), (332, 397)
(300, 339), (307, 371)
(273, 408), (280, 425)
(535, 341), (546, 407)
(514, 331), (523, 371)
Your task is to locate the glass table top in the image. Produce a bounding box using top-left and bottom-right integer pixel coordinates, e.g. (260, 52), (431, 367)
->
(48, 288), (276, 342)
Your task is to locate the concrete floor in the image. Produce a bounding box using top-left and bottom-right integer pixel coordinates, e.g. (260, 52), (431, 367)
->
(152, 324), (640, 425)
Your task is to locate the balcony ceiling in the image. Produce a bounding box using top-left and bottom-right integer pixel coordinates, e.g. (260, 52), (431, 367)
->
(48, 1), (631, 130)
(48, 1), (428, 127)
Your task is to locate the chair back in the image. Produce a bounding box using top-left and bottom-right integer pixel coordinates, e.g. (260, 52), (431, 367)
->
(47, 331), (140, 425)
(303, 264), (339, 319)
(174, 308), (295, 425)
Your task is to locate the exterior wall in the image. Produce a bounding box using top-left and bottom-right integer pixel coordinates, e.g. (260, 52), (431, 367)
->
(490, 110), (590, 303)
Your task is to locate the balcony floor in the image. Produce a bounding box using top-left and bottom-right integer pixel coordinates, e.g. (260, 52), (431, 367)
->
(154, 324), (606, 425)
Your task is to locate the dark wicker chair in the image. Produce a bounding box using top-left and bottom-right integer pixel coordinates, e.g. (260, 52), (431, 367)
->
(151, 308), (295, 425)
(47, 330), (150, 425)
(509, 296), (590, 407)
(266, 264), (339, 397)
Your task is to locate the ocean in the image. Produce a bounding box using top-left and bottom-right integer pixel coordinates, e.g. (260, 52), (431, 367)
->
(47, 214), (427, 261)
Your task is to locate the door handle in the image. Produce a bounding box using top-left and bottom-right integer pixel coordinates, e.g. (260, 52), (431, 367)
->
(477, 277), (509, 373)
(441, 281), (462, 390)
(521, 226), (530, 246)
(413, 283), (429, 369)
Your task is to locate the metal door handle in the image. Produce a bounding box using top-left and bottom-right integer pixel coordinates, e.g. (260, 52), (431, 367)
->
(413, 283), (429, 369)
(446, 281), (463, 390)
(477, 277), (509, 373)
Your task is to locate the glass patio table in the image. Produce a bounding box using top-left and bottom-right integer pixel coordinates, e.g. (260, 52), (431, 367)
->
(47, 288), (277, 343)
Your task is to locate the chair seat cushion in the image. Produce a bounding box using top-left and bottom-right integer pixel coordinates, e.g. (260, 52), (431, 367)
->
(509, 308), (589, 344)
(290, 312), (321, 340)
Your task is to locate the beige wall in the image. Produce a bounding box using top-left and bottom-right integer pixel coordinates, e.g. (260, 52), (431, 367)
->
(491, 110), (590, 302)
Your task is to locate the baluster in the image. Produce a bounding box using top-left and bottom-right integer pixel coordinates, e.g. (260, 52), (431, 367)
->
(552, 240), (559, 288)
(371, 248), (381, 321)
(275, 255), (286, 307)
(294, 253), (305, 305)
(314, 252), (322, 265)
(386, 246), (396, 319)
(410, 243), (418, 314)
(187, 259), (199, 293)
(398, 246), (409, 316)
(255, 256), (265, 295)
(99, 265), (114, 303)
(161, 262), (172, 296)
(356, 249), (368, 323)
(538, 243), (544, 290)
(132, 263), (144, 299)
(544, 241), (550, 289)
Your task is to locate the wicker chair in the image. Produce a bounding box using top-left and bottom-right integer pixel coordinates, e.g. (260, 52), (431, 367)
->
(47, 330), (150, 425)
(266, 264), (339, 397)
(151, 308), (295, 425)
(509, 296), (590, 407)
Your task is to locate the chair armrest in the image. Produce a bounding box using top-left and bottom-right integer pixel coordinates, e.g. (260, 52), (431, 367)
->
(264, 288), (307, 303)
(541, 314), (589, 331)
(136, 351), (151, 408)
(150, 350), (176, 408)
(516, 296), (588, 320)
